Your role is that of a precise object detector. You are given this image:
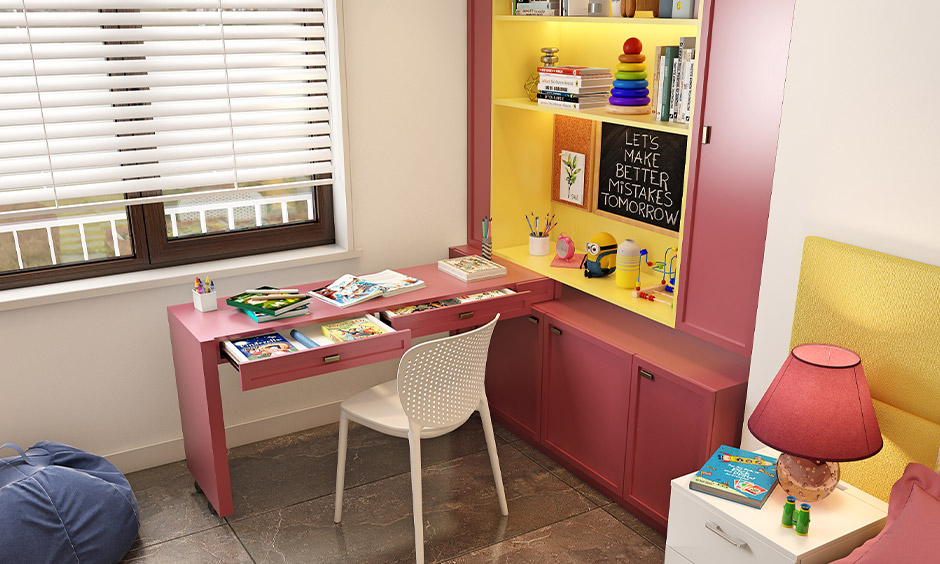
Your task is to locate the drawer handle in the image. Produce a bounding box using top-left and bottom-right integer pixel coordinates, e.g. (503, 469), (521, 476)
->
(640, 369), (655, 381)
(323, 354), (341, 364)
(528, 315), (540, 325)
(550, 326), (562, 336)
(458, 311), (475, 320)
(704, 521), (747, 548)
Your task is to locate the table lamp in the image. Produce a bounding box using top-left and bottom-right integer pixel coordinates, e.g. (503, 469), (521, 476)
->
(748, 343), (882, 501)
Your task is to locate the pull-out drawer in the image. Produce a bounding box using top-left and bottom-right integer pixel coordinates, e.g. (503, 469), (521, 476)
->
(221, 320), (411, 391)
(667, 485), (790, 564)
(383, 288), (532, 337)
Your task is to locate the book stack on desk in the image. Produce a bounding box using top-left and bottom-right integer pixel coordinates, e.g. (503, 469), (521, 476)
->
(438, 255), (507, 282)
(226, 287), (311, 322)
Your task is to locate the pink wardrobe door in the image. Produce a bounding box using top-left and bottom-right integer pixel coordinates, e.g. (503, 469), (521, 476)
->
(677, 0), (796, 356)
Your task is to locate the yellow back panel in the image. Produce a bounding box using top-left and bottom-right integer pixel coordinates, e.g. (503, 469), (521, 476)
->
(790, 236), (940, 500)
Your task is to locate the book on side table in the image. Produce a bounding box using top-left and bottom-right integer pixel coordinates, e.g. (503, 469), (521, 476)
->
(689, 445), (778, 508)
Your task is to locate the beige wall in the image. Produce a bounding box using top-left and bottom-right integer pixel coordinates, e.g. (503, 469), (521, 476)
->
(0, 1), (468, 472)
(742, 0), (940, 449)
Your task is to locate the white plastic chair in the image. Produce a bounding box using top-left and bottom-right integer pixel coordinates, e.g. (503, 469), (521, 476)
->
(333, 314), (507, 564)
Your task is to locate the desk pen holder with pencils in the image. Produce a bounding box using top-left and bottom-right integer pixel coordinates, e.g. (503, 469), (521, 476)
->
(482, 237), (492, 260)
(529, 234), (549, 256)
(193, 289), (218, 312)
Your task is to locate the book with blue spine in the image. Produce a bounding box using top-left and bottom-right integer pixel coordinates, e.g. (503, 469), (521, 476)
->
(689, 445), (778, 508)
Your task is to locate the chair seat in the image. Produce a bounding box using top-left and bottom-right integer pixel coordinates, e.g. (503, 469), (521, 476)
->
(341, 380), (465, 439)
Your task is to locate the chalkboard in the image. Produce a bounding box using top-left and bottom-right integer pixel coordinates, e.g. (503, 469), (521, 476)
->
(595, 123), (687, 235)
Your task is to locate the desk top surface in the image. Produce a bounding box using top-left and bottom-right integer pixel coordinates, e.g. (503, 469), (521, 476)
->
(167, 258), (546, 343)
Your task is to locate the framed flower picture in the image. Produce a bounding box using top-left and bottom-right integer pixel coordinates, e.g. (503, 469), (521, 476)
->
(550, 115), (595, 211)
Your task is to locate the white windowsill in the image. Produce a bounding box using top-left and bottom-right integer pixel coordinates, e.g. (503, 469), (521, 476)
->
(0, 244), (363, 312)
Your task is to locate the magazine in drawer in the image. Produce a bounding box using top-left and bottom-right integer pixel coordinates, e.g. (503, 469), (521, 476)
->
(382, 288), (532, 337)
(221, 314), (411, 391)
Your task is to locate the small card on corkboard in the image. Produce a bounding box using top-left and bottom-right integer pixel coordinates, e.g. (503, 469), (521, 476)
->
(551, 115), (596, 211)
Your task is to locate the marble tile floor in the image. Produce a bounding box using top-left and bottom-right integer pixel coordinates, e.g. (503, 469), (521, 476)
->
(120, 416), (665, 564)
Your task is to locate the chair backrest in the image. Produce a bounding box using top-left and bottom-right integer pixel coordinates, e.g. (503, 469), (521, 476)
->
(397, 314), (500, 428)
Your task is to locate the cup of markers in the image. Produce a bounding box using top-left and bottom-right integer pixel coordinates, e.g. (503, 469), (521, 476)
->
(193, 276), (217, 312)
(527, 213), (556, 257)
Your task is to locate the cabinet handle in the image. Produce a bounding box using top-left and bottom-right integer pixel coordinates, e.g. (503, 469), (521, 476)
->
(639, 369), (655, 381)
(550, 326), (562, 336)
(704, 521), (747, 548)
(458, 311), (475, 320)
(528, 315), (540, 325)
(323, 354), (341, 364)
(701, 125), (712, 145)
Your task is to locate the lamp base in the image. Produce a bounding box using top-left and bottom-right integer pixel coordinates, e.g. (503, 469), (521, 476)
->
(776, 454), (840, 502)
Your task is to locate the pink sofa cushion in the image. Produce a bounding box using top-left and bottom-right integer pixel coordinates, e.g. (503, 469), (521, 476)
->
(833, 463), (940, 563)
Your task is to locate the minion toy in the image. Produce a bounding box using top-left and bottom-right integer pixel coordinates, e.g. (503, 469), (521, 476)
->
(581, 232), (618, 278)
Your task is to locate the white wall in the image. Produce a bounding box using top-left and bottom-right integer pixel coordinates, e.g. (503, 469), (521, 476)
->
(0, 1), (468, 472)
(742, 0), (940, 449)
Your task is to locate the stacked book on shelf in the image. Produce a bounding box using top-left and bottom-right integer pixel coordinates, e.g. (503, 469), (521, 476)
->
(307, 269), (424, 308)
(225, 287), (311, 322)
(437, 255), (507, 282)
(536, 66), (612, 110)
(513, 1), (560, 15)
(650, 37), (696, 124)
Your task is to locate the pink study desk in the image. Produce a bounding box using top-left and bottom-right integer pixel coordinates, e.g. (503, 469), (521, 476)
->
(167, 260), (554, 517)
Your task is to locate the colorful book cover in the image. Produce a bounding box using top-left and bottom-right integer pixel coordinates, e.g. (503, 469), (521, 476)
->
(226, 288), (310, 316)
(689, 445), (778, 508)
(307, 274), (384, 308)
(454, 289), (511, 304)
(241, 306), (309, 323)
(385, 299), (459, 317)
(229, 333), (299, 361)
(321, 315), (390, 343)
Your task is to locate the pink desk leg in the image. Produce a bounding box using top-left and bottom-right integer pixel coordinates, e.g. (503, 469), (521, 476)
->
(168, 314), (234, 517)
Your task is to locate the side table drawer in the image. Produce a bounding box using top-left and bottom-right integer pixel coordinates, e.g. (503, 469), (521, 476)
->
(668, 491), (790, 564)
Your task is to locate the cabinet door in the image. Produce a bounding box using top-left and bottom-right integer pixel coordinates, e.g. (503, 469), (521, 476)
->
(485, 313), (543, 443)
(541, 316), (632, 494)
(624, 357), (713, 525)
(677, 0), (796, 355)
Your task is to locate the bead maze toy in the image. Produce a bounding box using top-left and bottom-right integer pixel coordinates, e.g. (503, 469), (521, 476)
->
(632, 245), (678, 308)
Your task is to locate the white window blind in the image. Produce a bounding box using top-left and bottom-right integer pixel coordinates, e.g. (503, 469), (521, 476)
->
(0, 0), (334, 220)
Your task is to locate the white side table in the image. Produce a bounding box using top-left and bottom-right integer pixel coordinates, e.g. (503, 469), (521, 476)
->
(665, 450), (888, 564)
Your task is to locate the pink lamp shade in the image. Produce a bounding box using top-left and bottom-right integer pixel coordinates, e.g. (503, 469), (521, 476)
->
(749, 344), (883, 462)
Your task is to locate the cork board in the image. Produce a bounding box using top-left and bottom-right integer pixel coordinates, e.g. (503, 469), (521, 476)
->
(551, 115), (596, 211)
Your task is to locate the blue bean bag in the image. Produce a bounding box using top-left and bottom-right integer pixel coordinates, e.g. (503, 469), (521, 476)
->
(0, 442), (140, 564)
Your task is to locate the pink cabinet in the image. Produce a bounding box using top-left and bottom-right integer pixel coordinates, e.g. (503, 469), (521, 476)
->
(485, 314), (543, 443)
(623, 356), (746, 527)
(540, 315), (632, 495)
(675, 0), (796, 355)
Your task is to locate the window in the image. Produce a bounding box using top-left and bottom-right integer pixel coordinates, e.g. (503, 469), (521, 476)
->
(0, 0), (340, 290)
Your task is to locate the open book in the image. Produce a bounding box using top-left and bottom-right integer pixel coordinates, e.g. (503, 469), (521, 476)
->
(307, 270), (425, 308)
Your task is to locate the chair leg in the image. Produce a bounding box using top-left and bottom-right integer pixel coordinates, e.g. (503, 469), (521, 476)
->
(478, 398), (509, 516)
(408, 422), (424, 564)
(334, 412), (349, 523)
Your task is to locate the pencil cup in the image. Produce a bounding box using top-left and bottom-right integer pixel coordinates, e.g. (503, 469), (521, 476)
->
(529, 234), (549, 256)
(193, 289), (218, 312)
(482, 237), (493, 260)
